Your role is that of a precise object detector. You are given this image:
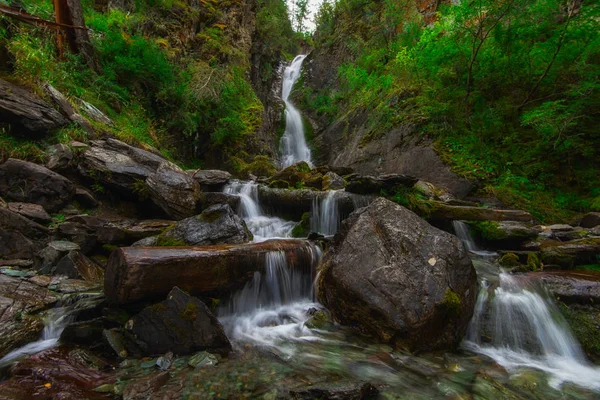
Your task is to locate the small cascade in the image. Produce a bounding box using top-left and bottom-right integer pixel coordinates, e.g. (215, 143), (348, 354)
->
(452, 220), (478, 251)
(311, 190), (340, 236)
(224, 180), (296, 241)
(0, 293), (101, 368)
(218, 243), (322, 356)
(280, 55), (312, 168)
(464, 271), (600, 390)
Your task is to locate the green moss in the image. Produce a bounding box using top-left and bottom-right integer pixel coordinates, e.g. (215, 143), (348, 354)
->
(102, 244), (120, 253)
(526, 252), (541, 271)
(198, 209), (224, 223)
(292, 212), (311, 238)
(499, 253), (521, 268)
(180, 301), (198, 321)
(151, 303), (168, 312)
(558, 303), (600, 363)
(155, 236), (187, 247)
(469, 221), (507, 241)
(576, 264), (600, 273)
(442, 289), (461, 316)
(268, 180), (291, 189)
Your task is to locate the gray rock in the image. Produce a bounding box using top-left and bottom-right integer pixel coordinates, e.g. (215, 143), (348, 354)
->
(198, 192), (241, 211)
(0, 158), (75, 212)
(46, 143), (73, 170)
(0, 207), (49, 260)
(7, 202), (51, 223)
(73, 187), (98, 208)
(0, 78), (68, 133)
(540, 238), (600, 268)
(157, 204), (251, 246)
(580, 213), (600, 229)
(38, 240), (81, 270)
(77, 98), (113, 126)
(192, 169), (231, 190)
(126, 287), (231, 356)
(318, 198), (477, 352)
(146, 162), (202, 220)
(322, 171), (345, 190)
(532, 272), (600, 305)
(131, 236), (158, 247)
(53, 250), (104, 281)
(548, 224), (574, 232)
(155, 351), (174, 370)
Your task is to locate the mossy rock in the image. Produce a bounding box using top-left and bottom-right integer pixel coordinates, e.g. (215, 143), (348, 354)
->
(442, 289), (461, 317)
(499, 253), (520, 267)
(155, 236), (187, 247)
(526, 252), (541, 271)
(558, 303), (600, 363)
(291, 212), (311, 238)
(269, 180), (290, 189)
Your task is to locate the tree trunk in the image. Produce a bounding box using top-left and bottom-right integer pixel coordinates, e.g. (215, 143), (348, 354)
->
(428, 202), (533, 222)
(54, 0), (99, 72)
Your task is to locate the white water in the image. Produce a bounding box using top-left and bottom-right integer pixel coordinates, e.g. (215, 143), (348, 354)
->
(224, 180), (296, 241)
(280, 55), (312, 168)
(0, 305), (73, 368)
(311, 190), (340, 236)
(464, 270), (600, 390)
(453, 220), (497, 257)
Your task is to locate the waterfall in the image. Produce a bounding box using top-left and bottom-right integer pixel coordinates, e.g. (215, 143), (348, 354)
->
(224, 180), (296, 241)
(280, 55), (312, 168)
(463, 271), (600, 390)
(452, 220), (477, 251)
(311, 190), (340, 236)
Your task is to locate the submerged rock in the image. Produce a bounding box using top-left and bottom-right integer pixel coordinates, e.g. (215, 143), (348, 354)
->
(156, 204), (251, 246)
(0, 158), (75, 212)
(318, 198), (477, 352)
(126, 287), (231, 356)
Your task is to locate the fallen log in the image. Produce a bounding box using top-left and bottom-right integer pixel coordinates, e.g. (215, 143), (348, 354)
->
(104, 239), (316, 304)
(428, 202), (533, 222)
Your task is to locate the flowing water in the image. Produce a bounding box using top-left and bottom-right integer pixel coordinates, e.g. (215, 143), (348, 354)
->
(310, 190), (373, 236)
(224, 180), (296, 241)
(280, 55), (312, 168)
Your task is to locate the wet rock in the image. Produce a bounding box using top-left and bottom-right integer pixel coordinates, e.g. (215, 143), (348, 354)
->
(46, 143), (73, 170)
(38, 240), (81, 270)
(188, 351), (218, 368)
(322, 171), (345, 190)
(198, 192), (241, 211)
(54, 250), (104, 281)
(146, 161), (202, 219)
(289, 382), (379, 400)
(548, 224), (573, 232)
(0, 158), (75, 212)
(7, 202), (51, 223)
(192, 169), (232, 191)
(471, 221), (539, 249)
(531, 271), (600, 304)
(0, 78), (68, 133)
(318, 198), (477, 352)
(0, 207), (49, 260)
(345, 173), (418, 194)
(540, 238), (600, 268)
(61, 317), (119, 346)
(54, 278), (101, 293)
(105, 239), (315, 304)
(131, 236), (158, 247)
(156, 204), (251, 246)
(103, 328), (129, 358)
(428, 202), (533, 222)
(126, 287), (231, 356)
(74, 187), (99, 208)
(0, 274), (58, 357)
(96, 218), (173, 245)
(269, 161), (312, 188)
(0, 259), (33, 267)
(580, 212), (600, 229)
(121, 371), (170, 400)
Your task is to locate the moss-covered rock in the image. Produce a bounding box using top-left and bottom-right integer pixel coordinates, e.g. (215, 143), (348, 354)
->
(558, 303), (600, 363)
(268, 180), (290, 189)
(527, 252), (541, 271)
(291, 212), (311, 238)
(499, 253), (521, 267)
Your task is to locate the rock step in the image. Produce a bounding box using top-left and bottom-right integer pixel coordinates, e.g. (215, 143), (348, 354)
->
(105, 239), (316, 304)
(428, 202), (533, 222)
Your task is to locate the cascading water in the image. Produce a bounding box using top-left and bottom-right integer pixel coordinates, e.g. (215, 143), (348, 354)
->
(452, 220), (477, 251)
(311, 190), (340, 236)
(224, 180), (296, 241)
(279, 55), (312, 168)
(463, 261), (600, 390)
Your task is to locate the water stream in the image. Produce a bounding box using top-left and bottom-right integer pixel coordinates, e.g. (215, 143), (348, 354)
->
(279, 55), (312, 168)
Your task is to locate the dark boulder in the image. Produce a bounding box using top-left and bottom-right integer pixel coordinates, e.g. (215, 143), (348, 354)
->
(0, 207), (49, 260)
(0, 158), (75, 212)
(198, 192), (241, 211)
(540, 238), (600, 268)
(126, 287), (231, 356)
(0, 78), (68, 133)
(146, 162), (202, 220)
(157, 204), (251, 246)
(345, 173), (417, 195)
(318, 198), (477, 352)
(37, 240), (81, 271)
(322, 171), (345, 190)
(7, 202), (51, 223)
(46, 143), (73, 170)
(54, 250), (105, 281)
(580, 213), (600, 229)
(530, 271), (600, 305)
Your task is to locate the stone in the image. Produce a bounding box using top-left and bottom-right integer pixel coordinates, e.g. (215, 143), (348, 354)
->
(155, 351), (174, 371)
(46, 143), (73, 170)
(156, 204), (251, 246)
(7, 202), (51, 223)
(188, 351), (218, 368)
(105, 239), (315, 304)
(0, 274), (58, 357)
(198, 192), (241, 211)
(103, 328), (129, 358)
(0, 207), (49, 260)
(70, 140), (89, 150)
(428, 202), (533, 222)
(191, 169), (232, 190)
(146, 161), (202, 220)
(0, 78), (68, 133)
(131, 236), (158, 247)
(470, 221), (539, 249)
(345, 173), (417, 194)
(43, 83), (96, 138)
(530, 271), (600, 304)
(580, 213), (600, 229)
(53, 250), (105, 281)
(322, 171), (345, 190)
(0, 158), (75, 212)
(77, 98), (114, 126)
(548, 224), (573, 232)
(289, 382), (379, 400)
(73, 187), (99, 208)
(318, 198), (477, 352)
(121, 371), (169, 400)
(126, 287), (231, 356)
(540, 238), (600, 268)
(54, 278), (101, 293)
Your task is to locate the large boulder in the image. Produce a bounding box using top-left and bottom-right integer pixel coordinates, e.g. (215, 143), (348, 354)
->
(0, 78), (68, 133)
(318, 198), (478, 352)
(540, 238), (600, 268)
(0, 158), (75, 212)
(191, 169), (232, 191)
(345, 173), (418, 195)
(146, 162), (202, 220)
(0, 207), (49, 260)
(126, 287), (231, 356)
(0, 274), (58, 358)
(7, 202), (51, 223)
(157, 204), (251, 246)
(468, 221), (539, 249)
(530, 271), (600, 305)
(580, 213), (600, 229)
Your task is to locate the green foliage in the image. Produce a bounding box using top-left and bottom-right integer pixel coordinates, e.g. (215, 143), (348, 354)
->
(499, 253), (520, 268)
(291, 212), (311, 238)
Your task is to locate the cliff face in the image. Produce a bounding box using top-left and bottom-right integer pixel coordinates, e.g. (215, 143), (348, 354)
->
(297, 0), (472, 197)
